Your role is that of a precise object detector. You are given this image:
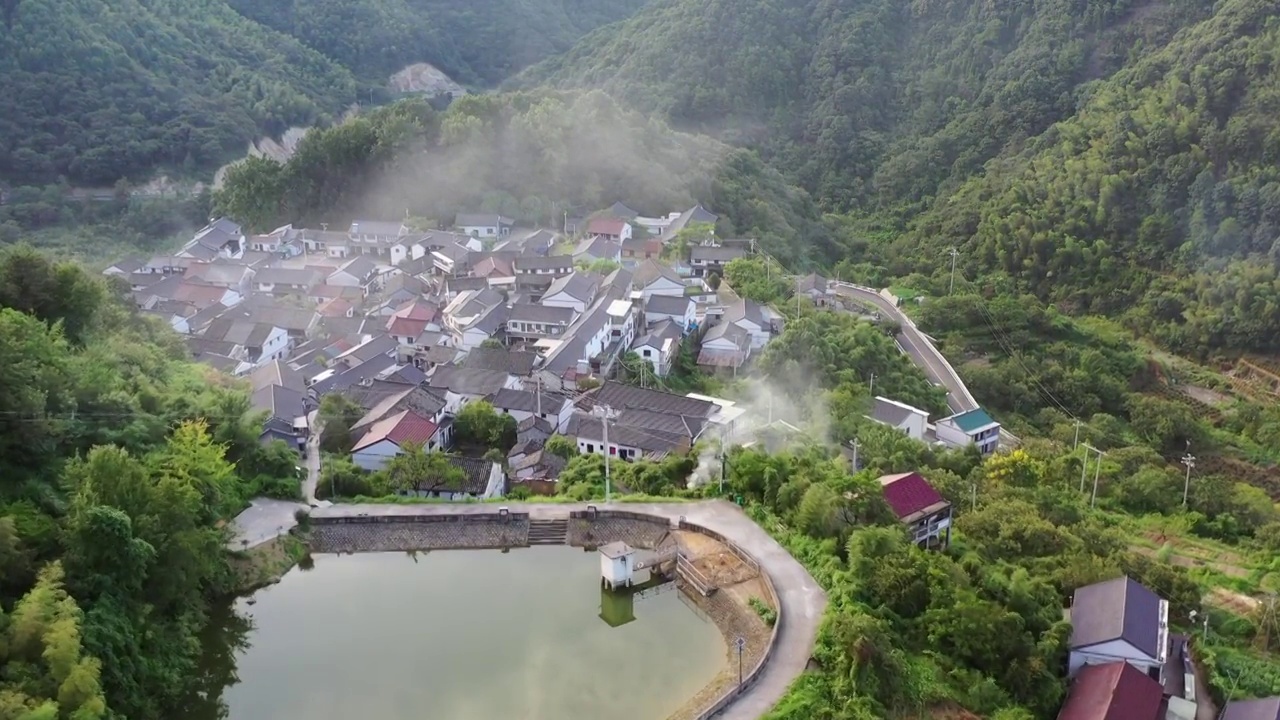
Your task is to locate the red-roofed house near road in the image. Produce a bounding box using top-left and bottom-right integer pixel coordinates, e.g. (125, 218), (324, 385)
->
(877, 471), (953, 549)
(586, 216), (632, 242)
(1057, 661), (1166, 720)
(351, 410), (442, 471)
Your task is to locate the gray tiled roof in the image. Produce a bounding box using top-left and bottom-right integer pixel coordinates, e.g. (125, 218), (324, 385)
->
(545, 272), (600, 302)
(1070, 576), (1163, 657)
(463, 347), (539, 375)
(508, 303), (577, 325)
(428, 366), (513, 396)
(487, 388), (570, 415)
(689, 245), (746, 263)
(587, 381), (714, 420)
(514, 255), (574, 272)
(455, 213), (513, 228)
(645, 294), (693, 315)
(870, 397), (926, 427)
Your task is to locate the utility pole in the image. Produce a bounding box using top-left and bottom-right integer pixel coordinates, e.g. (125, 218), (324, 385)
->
(592, 405), (617, 503)
(869, 372), (876, 397)
(947, 247), (959, 296)
(1181, 450), (1196, 507)
(970, 483), (976, 512)
(849, 437), (860, 471)
(719, 425), (728, 494)
(1072, 419), (1082, 450)
(1080, 443), (1103, 498)
(1091, 447), (1105, 508)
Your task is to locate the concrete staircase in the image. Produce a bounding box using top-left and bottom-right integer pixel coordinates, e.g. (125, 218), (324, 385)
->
(527, 518), (568, 546)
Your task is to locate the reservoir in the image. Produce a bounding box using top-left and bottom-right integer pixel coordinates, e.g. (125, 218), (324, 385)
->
(194, 547), (727, 719)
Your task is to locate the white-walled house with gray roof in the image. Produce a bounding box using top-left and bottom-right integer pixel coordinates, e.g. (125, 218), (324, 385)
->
(1068, 576), (1169, 681)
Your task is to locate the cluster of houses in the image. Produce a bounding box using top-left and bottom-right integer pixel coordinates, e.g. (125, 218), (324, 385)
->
(864, 395), (1002, 455)
(105, 204), (798, 496)
(1058, 575), (1280, 720)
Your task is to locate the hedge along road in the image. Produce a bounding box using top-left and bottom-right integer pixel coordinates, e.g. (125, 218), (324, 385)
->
(302, 500), (828, 720)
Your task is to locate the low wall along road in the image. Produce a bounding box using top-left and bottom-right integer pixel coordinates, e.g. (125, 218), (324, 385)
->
(299, 501), (825, 720)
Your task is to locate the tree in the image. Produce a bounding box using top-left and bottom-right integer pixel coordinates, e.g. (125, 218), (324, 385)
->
(318, 394), (366, 454)
(454, 401), (516, 450)
(0, 562), (108, 720)
(544, 434), (578, 459)
(378, 443), (466, 496)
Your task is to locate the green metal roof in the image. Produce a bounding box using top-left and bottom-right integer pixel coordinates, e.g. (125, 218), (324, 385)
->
(951, 408), (998, 433)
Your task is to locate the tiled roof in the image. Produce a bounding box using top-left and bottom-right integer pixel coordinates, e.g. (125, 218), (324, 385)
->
(1058, 662), (1165, 720)
(587, 381), (715, 420)
(428, 366), (513, 396)
(250, 360), (305, 393)
(1223, 698), (1280, 720)
(943, 407), (999, 433)
(514, 254), (574, 272)
(645, 294), (693, 315)
(455, 213), (513, 228)
(632, 259), (683, 287)
(876, 472), (948, 521)
(587, 217), (627, 236)
(1070, 576), (1164, 657)
(871, 397), (928, 427)
(463, 347), (539, 375)
(544, 272), (600, 302)
(487, 388), (570, 414)
(690, 245), (746, 263)
(387, 316), (429, 338)
(352, 410), (438, 451)
(508, 303), (577, 325)
(349, 220), (406, 237)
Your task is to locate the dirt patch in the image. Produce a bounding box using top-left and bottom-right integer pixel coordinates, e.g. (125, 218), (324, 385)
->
(1181, 384), (1232, 408)
(1132, 544), (1251, 579)
(666, 530), (774, 720)
(1206, 587), (1261, 615)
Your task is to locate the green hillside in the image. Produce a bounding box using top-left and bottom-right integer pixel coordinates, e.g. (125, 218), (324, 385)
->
(524, 0), (1280, 356)
(0, 0), (647, 187)
(226, 0), (651, 85)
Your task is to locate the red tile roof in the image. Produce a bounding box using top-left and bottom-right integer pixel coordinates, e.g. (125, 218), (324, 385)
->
(1058, 662), (1164, 720)
(393, 300), (437, 322)
(587, 217), (627, 236)
(353, 410), (438, 451)
(386, 316), (428, 338)
(876, 472), (947, 520)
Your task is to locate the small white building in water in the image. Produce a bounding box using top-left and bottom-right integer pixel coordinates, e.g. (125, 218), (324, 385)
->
(599, 542), (636, 590)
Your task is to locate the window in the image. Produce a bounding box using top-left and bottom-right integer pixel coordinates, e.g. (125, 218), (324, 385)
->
(586, 443), (595, 453)
(642, 349), (651, 357)
(609, 447), (617, 456)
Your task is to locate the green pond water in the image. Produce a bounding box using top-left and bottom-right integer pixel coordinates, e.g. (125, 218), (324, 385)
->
(193, 547), (727, 720)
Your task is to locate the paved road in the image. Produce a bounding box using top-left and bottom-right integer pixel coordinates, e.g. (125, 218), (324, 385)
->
(303, 411), (321, 503)
(311, 500), (827, 720)
(228, 498), (307, 550)
(829, 283), (974, 414)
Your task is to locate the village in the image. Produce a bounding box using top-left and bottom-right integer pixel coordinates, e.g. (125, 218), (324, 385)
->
(103, 203), (1276, 720)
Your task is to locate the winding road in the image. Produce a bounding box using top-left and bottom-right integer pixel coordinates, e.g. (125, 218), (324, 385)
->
(828, 282), (1019, 446)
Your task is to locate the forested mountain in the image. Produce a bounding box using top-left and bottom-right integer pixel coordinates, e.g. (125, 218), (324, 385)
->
(526, 0), (1280, 356)
(0, 0), (646, 187)
(226, 0), (650, 86)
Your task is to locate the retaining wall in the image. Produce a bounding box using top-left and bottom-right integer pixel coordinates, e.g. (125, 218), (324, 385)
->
(567, 508), (674, 549)
(309, 512), (530, 553)
(678, 520), (782, 720)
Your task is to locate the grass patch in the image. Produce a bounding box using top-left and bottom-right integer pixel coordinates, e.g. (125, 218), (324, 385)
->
(749, 596), (777, 626)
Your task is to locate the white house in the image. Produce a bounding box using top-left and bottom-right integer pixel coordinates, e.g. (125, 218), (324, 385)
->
(721, 298), (774, 350)
(1068, 576), (1169, 682)
(585, 217), (632, 242)
(455, 213), (514, 238)
(487, 387), (574, 433)
(644, 294), (695, 330)
(867, 396), (930, 441)
(934, 408), (1001, 455)
(427, 366), (524, 415)
(541, 272), (600, 314)
(202, 318), (290, 366)
(631, 320), (682, 377)
(697, 320), (751, 371)
(327, 256), (379, 290)
(351, 410), (445, 470)
(631, 259), (686, 301)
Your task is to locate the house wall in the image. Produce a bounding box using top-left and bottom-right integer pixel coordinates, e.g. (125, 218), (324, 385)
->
(936, 422), (1000, 454)
(256, 327), (291, 365)
(460, 224), (498, 237)
(542, 291), (588, 314)
(899, 411), (928, 441)
(735, 319), (770, 350)
(1068, 643), (1160, 679)
(645, 304), (695, 330)
(353, 440), (400, 471)
(640, 278), (685, 301)
(576, 435), (644, 461)
(636, 342), (673, 377)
